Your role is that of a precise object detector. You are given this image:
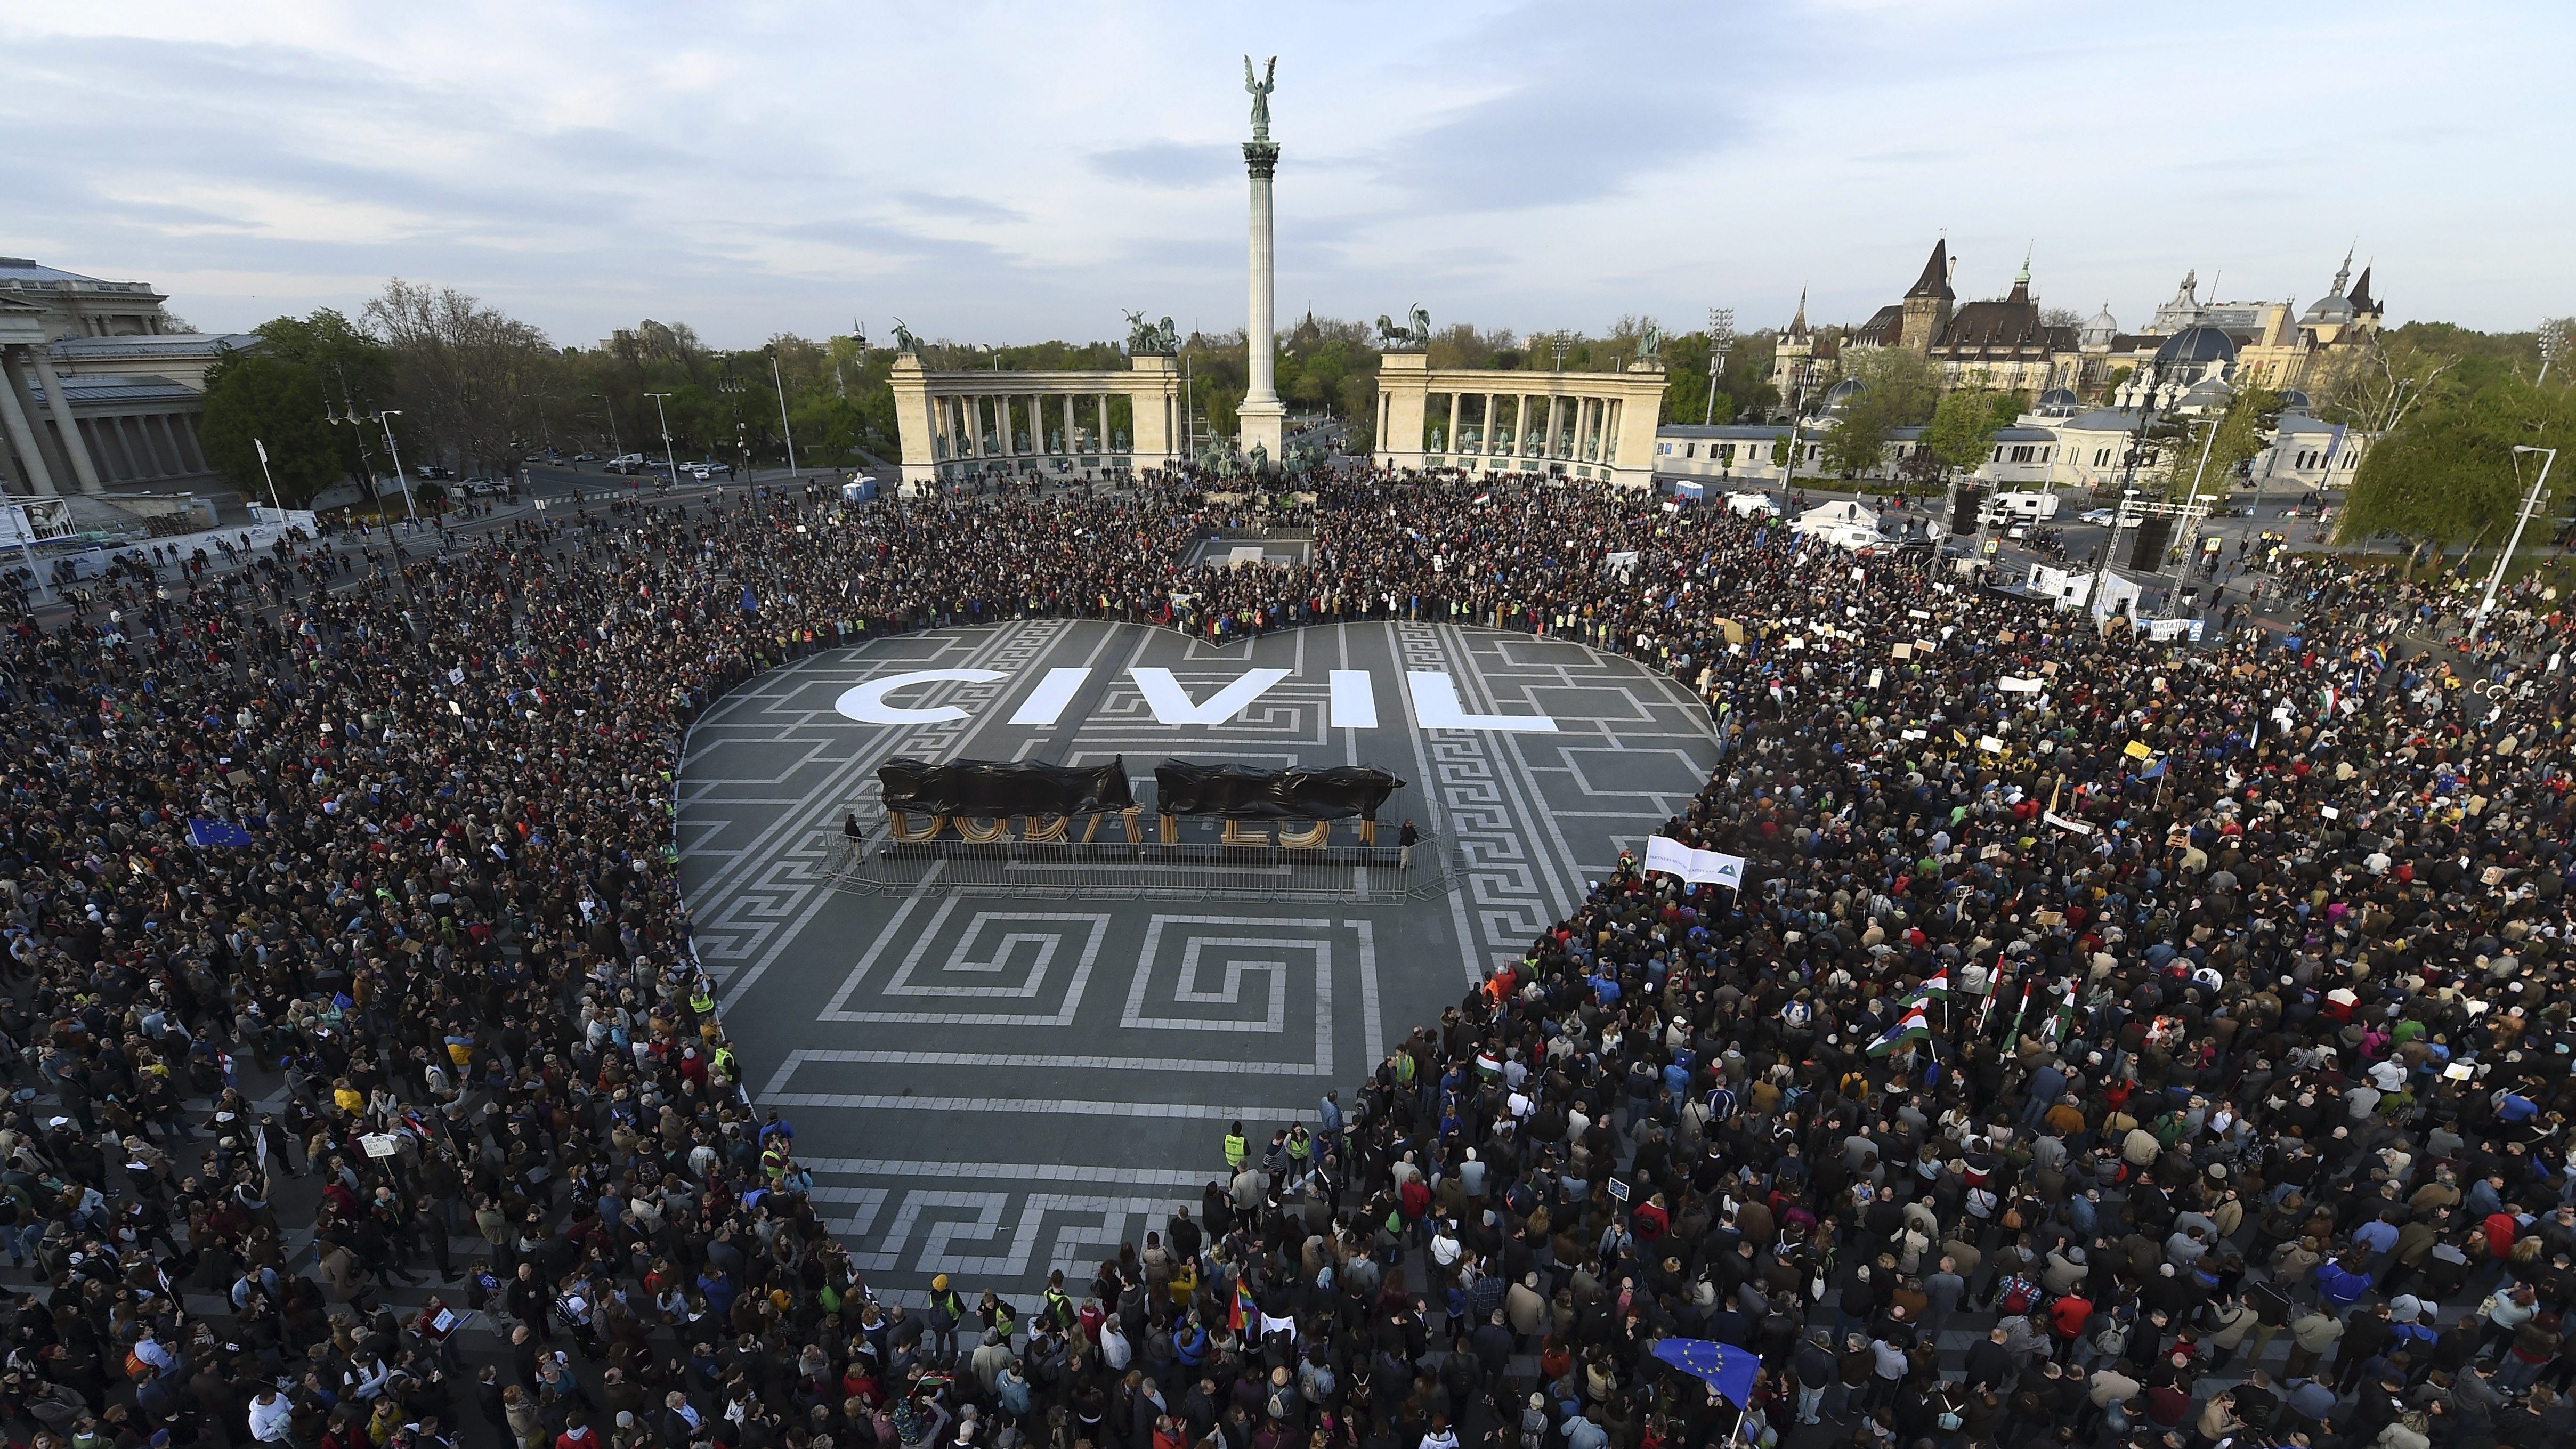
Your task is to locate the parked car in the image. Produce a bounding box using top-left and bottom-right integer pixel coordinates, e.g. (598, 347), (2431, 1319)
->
(411, 464), (456, 481)
(572, 453), (598, 463)
(686, 461), (734, 481)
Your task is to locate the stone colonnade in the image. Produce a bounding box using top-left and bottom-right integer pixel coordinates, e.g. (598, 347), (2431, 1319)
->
(887, 354), (1186, 489)
(1371, 353), (1671, 489)
(0, 340), (148, 496)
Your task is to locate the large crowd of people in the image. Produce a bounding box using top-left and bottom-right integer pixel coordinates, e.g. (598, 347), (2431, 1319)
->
(2, 467), (2573, 1449)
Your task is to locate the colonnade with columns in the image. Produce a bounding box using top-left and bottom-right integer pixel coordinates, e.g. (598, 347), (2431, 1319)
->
(0, 338), (126, 496)
(888, 354), (1185, 489)
(1371, 352), (1671, 489)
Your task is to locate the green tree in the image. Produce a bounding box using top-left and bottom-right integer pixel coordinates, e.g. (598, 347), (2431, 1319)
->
(2337, 364), (2574, 549)
(240, 308), (398, 489)
(199, 351), (343, 505)
(1816, 349), (1936, 477)
(2180, 384), (2286, 497)
(1923, 387), (2010, 480)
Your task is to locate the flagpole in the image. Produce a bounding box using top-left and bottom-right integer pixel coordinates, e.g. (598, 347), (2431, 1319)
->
(254, 437), (283, 512)
(1976, 952), (2006, 1034)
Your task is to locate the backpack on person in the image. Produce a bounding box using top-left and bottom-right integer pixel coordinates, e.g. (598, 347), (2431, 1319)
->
(1998, 1275), (2039, 1315)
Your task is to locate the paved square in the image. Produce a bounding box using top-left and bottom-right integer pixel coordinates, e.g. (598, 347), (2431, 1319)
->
(681, 620), (1716, 1301)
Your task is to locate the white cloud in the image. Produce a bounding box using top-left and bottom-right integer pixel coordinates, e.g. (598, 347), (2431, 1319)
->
(0, 0), (2569, 346)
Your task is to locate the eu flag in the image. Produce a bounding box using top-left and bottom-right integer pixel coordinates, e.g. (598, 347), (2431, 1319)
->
(187, 818), (254, 848)
(1650, 1338), (1761, 1408)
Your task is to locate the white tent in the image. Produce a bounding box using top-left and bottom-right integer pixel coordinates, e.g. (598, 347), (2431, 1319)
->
(1793, 500), (1877, 533)
(1792, 499), (1881, 551)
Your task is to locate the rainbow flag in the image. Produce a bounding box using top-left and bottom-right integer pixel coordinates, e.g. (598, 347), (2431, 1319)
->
(1229, 1274), (1257, 1332)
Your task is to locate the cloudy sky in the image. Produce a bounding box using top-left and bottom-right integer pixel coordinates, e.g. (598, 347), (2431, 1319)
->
(4, 1), (2569, 350)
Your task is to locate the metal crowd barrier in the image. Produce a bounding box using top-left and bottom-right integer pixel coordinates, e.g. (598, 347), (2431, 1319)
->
(818, 828), (1452, 902)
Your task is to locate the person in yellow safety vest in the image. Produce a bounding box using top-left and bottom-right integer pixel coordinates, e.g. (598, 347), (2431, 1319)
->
(760, 1140), (789, 1185)
(1283, 1123), (1312, 1176)
(1040, 1269), (1075, 1331)
(1222, 1121), (1249, 1171)
(687, 983), (715, 1020)
(926, 1274), (966, 1366)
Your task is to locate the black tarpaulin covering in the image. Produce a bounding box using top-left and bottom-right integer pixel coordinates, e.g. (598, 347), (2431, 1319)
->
(1154, 762), (1404, 820)
(877, 757), (1136, 816)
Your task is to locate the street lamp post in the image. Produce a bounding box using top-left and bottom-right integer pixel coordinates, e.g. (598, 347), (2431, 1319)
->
(2540, 320), (2565, 385)
(1775, 368), (1812, 516)
(643, 393), (682, 488)
(593, 394), (623, 458)
(2473, 446), (2559, 632)
(376, 410), (416, 522)
(328, 404), (417, 522)
(1703, 307), (1735, 426)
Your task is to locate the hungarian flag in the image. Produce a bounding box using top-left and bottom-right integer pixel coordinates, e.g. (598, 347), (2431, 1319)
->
(1901, 970), (1950, 1010)
(1867, 1006), (1932, 1058)
(2044, 981), (2078, 1046)
(1228, 1274), (1257, 1332)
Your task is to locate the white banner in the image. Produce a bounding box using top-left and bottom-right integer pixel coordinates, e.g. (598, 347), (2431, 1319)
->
(1644, 835), (1747, 890)
(1998, 676), (2044, 694)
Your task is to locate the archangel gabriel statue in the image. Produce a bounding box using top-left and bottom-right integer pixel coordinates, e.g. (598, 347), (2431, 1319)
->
(1244, 55), (1276, 142)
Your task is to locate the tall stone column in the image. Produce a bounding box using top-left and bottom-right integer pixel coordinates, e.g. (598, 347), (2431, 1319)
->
(0, 350), (59, 495)
(1237, 135), (1285, 470)
(30, 349), (106, 495)
(5, 347), (76, 494)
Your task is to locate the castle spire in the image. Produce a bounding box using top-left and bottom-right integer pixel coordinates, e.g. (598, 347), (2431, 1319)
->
(1789, 286), (1809, 338)
(1907, 239), (1953, 301)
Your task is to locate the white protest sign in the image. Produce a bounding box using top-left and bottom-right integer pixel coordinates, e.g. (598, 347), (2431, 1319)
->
(1643, 836), (1747, 890)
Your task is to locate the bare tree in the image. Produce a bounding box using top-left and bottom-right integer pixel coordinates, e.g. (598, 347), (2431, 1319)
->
(2316, 333), (2452, 438)
(362, 278), (555, 473)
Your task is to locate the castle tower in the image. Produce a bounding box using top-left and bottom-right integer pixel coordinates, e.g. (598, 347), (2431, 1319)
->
(1900, 239), (1954, 355)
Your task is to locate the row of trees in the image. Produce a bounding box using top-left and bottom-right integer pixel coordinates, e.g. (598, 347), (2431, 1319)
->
(205, 277), (2561, 531)
(2333, 320), (2576, 558)
(199, 281), (919, 506)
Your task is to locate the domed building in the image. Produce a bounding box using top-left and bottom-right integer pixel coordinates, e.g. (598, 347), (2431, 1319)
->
(1820, 376), (1868, 414)
(2079, 304), (2119, 350)
(2110, 324), (2239, 410)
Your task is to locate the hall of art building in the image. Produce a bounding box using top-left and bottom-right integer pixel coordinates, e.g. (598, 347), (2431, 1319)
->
(0, 258), (254, 499)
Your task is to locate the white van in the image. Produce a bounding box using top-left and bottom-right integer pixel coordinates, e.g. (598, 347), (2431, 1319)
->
(1981, 490), (2060, 524)
(1724, 491), (1776, 518)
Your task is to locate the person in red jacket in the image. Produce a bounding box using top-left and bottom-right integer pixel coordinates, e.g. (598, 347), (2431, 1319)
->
(555, 1412), (604, 1449)
(2048, 1292), (2094, 1361)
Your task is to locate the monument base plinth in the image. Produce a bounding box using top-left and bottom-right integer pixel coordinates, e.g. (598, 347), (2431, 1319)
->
(1238, 398), (1285, 473)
